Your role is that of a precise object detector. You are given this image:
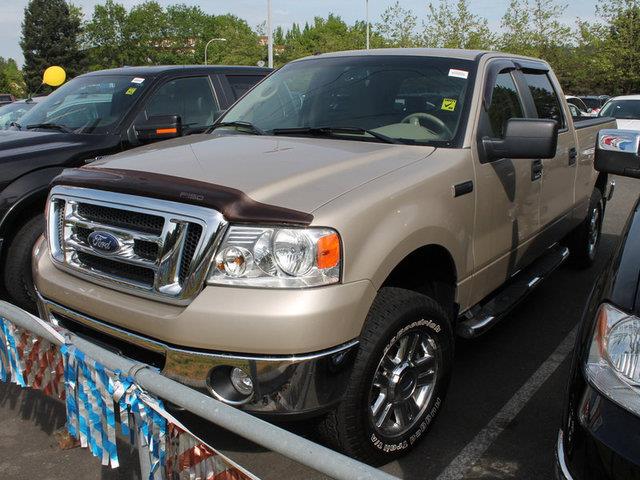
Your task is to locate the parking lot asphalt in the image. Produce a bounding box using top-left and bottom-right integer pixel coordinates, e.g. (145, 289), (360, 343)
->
(0, 176), (638, 480)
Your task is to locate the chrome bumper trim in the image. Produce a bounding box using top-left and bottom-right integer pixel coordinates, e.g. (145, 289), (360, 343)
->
(38, 296), (359, 416)
(555, 430), (574, 480)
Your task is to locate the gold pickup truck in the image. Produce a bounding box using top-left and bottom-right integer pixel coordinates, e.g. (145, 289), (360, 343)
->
(33, 49), (616, 463)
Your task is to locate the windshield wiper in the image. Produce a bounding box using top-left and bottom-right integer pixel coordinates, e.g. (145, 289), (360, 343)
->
(210, 121), (265, 135)
(270, 126), (401, 144)
(26, 123), (74, 133)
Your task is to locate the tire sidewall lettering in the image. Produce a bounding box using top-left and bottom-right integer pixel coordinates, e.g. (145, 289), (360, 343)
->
(369, 396), (442, 451)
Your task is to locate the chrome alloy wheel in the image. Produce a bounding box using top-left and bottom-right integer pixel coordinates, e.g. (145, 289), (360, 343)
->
(368, 328), (439, 437)
(587, 203), (601, 259)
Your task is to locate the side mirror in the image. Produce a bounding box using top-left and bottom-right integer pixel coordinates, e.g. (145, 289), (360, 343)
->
(482, 118), (559, 161)
(595, 129), (640, 179)
(135, 115), (183, 142)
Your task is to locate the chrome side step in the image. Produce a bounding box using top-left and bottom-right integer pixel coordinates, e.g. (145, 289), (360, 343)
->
(457, 245), (570, 339)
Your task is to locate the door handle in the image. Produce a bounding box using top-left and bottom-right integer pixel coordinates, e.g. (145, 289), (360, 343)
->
(531, 159), (543, 181)
(568, 147), (578, 166)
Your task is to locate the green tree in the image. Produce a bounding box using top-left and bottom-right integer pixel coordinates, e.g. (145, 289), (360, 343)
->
(0, 58), (26, 97)
(376, 1), (419, 47)
(422, 0), (496, 49)
(20, 0), (85, 93)
(84, 2), (263, 69)
(501, 0), (571, 58)
(204, 14), (262, 66)
(276, 15), (383, 65)
(83, 0), (130, 69)
(597, 0), (640, 94)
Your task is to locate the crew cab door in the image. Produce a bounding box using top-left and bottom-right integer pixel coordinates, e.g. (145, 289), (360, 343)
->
(520, 70), (576, 236)
(469, 62), (542, 305)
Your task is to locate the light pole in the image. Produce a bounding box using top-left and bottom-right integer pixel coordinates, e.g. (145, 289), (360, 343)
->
(366, 0), (370, 50)
(204, 38), (227, 65)
(267, 0), (274, 68)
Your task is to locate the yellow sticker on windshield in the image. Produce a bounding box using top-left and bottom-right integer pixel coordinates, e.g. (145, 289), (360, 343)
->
(441, 98), (457, 111)
(125, 87), (137, 95)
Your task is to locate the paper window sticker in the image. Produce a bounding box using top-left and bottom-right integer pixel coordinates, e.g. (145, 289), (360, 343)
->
(131, 77), (145, 84)
(125, 87), (137, 95)
(441, 98), (457, 111)
(448, 69), (469, 79)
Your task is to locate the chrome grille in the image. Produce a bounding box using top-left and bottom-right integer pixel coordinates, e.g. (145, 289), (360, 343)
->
(47, 186), (226, 305)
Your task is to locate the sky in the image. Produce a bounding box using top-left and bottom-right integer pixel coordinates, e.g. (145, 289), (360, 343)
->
(1, 0), (600, 66)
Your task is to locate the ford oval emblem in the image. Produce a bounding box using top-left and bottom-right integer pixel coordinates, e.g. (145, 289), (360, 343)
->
(87, 231), (121, 254)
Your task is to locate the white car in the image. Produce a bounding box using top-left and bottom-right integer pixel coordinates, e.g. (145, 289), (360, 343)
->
(565, 95), (596, 117)
(599, 94), (640, 130)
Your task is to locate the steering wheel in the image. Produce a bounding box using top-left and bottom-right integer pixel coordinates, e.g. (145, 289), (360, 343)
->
(401, 112), (453, 138)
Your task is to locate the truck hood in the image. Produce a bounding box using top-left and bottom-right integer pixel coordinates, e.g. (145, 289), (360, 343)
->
(0, 129), (91, 154)
(91, 134), (435, 214)
(0, 129), (117, 192)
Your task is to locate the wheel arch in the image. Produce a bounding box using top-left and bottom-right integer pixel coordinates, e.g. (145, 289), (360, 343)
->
(380, 243), (458, 317)
(0, 167), (62, 244)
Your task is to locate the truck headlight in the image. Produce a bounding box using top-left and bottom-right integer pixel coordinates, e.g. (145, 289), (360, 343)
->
(208, 226), (341, 288)
(585, 303), (640, 416)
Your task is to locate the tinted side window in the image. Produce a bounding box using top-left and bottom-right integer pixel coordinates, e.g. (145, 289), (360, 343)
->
(141, 77), (219, 133)
(487, 71), (524, 138)
(226, 75), (265, 99)
(523, 72), (565, 128)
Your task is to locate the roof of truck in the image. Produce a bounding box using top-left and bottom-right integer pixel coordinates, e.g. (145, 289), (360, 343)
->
(296, 48), (548, 64)
(80, 65), (272, 78)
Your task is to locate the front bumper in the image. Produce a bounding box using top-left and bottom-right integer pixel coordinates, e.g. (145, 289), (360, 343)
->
(559, 383), (640, 479)
(37, 296), (359, 417)
(555, 430), (573, 480)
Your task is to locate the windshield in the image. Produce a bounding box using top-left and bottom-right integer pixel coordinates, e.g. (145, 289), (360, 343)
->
(600, 100), (640, 119)
(0, 102), (36, 130)
(221, 56), (475, 145)
(19, 75), (149, 134)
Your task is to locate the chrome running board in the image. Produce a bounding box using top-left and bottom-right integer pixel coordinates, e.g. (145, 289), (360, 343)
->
(457, 244), (570, 338)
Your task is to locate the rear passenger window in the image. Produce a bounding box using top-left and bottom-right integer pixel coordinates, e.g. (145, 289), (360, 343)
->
(226, 75), (265, 99)
(487, 71), (524, 138)
(523, 72), (565, 128)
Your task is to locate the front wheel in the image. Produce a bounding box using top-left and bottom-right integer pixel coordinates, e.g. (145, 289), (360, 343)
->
(3, 214), (44, 311)
(318, 287), (454, 465)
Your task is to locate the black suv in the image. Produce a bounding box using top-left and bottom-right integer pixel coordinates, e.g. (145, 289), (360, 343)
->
(0, 65), (270, 309)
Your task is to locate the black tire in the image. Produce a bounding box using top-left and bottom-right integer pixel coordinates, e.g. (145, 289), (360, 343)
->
(568, 189), (603, 269)
(318, 287), (454, 465)
(3, 214), (44, 311)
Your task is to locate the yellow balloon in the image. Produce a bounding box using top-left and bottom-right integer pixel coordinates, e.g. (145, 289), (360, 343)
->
(42, 66), (66, 87)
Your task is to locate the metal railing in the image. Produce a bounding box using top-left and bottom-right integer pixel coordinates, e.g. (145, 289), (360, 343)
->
(0, 301), (398, 480)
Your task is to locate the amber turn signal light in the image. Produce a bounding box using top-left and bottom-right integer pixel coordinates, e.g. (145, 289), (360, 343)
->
(317, 233), (340, 269)
(156, 128), (177, 135)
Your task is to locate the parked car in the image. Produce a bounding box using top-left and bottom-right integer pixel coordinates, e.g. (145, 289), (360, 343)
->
(579, 95), (610, 116)
(556, 129), (640, 479)
(34, 49), (616, 464)
(0, 97), (45, 130)
(599, 95), (640, 130)
(0, 65), (271, 309)
(568, 103), (589, 119)
(0, 94), (15, 106)
(566, 95), (596, 116)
